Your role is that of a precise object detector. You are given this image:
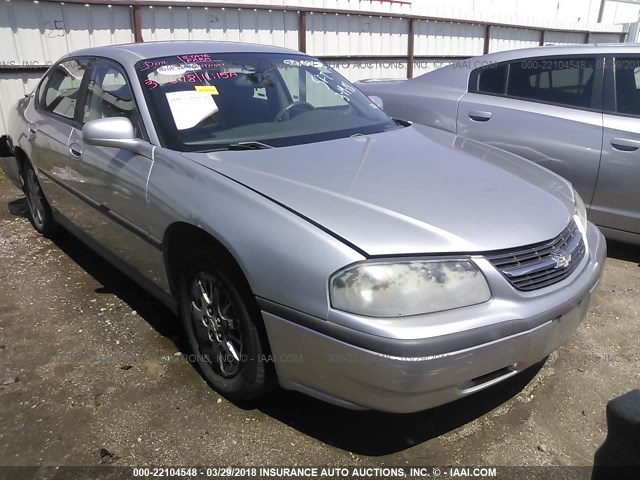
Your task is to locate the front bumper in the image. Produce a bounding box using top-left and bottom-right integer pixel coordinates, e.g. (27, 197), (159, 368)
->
(261, 223), (606, 413)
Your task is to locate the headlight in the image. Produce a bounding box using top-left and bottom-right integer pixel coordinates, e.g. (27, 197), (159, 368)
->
(573, 189), (589, 253)
(330, 260), (491, 317)
(573, 189), (587, 233)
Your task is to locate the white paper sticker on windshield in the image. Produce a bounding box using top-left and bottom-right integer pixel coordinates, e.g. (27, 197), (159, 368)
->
(166, 91), (218, 130)
(157, 63), (201, 76)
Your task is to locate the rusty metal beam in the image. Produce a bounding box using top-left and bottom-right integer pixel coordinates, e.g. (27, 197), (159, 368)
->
(407, 18), (415, 79)
(298, 11), (307, 53)
(483, 25), (491, 54)
(0, 65), (50, 73)
(133, 4), (143, 43)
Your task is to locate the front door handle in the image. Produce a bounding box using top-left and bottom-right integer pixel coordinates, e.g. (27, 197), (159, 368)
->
(69, 143), (83, 158)
(611, 137), (640, 152)
(28, 124), (37, 135)
(468, 110), (492, 122)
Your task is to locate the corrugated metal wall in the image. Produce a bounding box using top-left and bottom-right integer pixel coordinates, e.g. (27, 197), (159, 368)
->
(0, 0), (631, 133)
(0, 71), (41, 140)
(140, 6), (300, 47)
(0, 0), (134, 133)
(0, 2), (133, 65)
(129, 0), (640, 25)
(489, 27), (541, 52)
(414, 21), (485, 57)
(601, 0), (640, 24)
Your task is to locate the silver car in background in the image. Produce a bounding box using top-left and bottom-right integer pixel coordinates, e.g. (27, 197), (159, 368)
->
(0, 41), (605, 413)
(358, 44), (640, 245)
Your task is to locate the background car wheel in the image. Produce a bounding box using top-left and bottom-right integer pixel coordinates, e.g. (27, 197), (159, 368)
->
(179, 252), (274, 401)
(22, 163), (57, 237)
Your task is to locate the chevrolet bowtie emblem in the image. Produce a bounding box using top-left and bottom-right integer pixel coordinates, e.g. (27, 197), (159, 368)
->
(551, 252), (571, 269)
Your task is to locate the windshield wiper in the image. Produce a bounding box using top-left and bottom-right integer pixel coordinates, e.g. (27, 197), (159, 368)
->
(227, 141), (275, 150)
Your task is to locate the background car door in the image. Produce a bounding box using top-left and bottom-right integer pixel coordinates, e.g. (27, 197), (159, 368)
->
(456, 56), (604, 208)
(590, 55), (640, 236)
(30, 58), (90, 221)
(65, 58), (159, 282)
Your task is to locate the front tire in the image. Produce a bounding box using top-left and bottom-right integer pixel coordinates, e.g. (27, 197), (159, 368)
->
(178, 252), (273, 401)
(22, 163), (56, 237)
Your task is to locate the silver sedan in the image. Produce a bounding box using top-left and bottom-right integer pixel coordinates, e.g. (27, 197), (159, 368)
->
(358, 44), (640, 245)
(0, 41), (605, 413)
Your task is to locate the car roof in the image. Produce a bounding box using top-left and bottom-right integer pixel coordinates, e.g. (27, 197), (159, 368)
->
(64, 41), (303, 65)
(464, 43), (640, 64)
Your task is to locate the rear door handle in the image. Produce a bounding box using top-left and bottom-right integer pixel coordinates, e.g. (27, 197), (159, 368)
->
(468, 110), (492, 122)
(611, 137), (640, 152)
(28, 124), (37, 135)
(69, 143), (83, 158)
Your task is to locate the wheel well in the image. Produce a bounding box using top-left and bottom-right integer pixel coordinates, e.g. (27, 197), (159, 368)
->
(163, 222), (275, 368)
(163, 223), (250, 298)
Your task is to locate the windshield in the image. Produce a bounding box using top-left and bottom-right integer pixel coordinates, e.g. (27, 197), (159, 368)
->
(135, 52), (397, 151)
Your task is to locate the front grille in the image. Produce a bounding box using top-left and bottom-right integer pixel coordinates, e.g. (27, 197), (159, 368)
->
(486, 220), (585, 291)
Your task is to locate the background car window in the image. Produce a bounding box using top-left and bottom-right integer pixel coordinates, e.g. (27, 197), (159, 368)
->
(614, 58), (640, 116)
(83, 60), (144, 138)
(476, 64), (508, 94)
(507, 58), (595, 108)
(39, 59), (88, 120)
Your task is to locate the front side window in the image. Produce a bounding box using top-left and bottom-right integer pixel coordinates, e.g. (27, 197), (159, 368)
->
(613, 57), (640, 116)
(136, 53), (397, 151)
(83, 59), (144, 138)
(507, 58), (596, 108)
(38, 58), (89, 120)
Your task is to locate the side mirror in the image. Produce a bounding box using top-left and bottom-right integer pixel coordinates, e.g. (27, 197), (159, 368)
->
(369, 95), (384, 110)
(82, 117), (154, 159)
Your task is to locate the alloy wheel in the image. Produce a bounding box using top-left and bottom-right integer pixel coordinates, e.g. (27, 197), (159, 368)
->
(25, 169), (46, 228)
(189, 272), (244, 378)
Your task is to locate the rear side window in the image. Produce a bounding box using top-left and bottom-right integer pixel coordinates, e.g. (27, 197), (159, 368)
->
(477, 64), (508, 94)
(38, 58), (89, 120)
(507, 58), (596, 108)
(613, 58), (640, 116)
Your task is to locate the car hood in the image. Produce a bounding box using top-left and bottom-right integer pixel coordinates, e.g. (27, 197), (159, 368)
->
(183, 125), (575, 256)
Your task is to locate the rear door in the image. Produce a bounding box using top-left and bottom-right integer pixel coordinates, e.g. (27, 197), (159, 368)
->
(457, 55), (604, 207)
(590, 55), (640, 236)
(30, 57), (90, 221)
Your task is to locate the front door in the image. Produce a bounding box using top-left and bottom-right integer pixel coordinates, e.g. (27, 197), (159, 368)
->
(65, 58), (159, 282)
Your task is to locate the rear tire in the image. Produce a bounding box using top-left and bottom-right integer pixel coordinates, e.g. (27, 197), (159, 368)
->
(178, 251), (273, 401)
(22, 163), (57, 237)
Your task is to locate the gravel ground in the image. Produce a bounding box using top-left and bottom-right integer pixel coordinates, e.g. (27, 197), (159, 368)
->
(0, 177), (639, 469)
